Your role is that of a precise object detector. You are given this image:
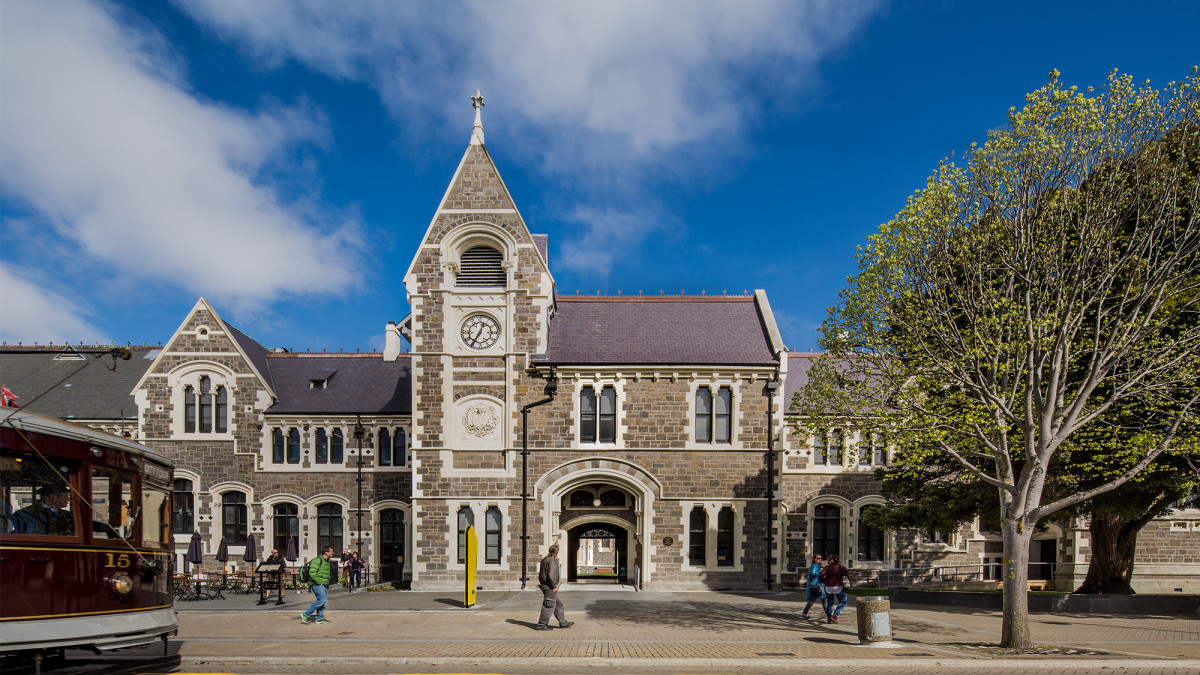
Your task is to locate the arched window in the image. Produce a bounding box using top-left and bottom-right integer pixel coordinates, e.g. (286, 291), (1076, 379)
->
(331, 428), (344, 463)
(273, 503), (299, 554)
(696, 386), (733, 443)
(456, 245), (506, 287)
(393, 429), (406, 467)
(485, 507), (502, 564)
(272, 428), (285, 464)
(857, 505), (885, 561)
(457, 505), (475, 564)
(688, 506), (707, 566)
(287, 428), (300, 464)
(184, 386), (195, 433)
(315, 429), (328, 463)
(215, 386), (228, 433)
(580, 386), (616, 443)
(716, 506), (735, 567)
(199, 377), (212, 432)
(379, 429), (392, 466)
(222, 491), (247, 545)
(828, 429), (843, 466)
(316, 504), (343, 553)
(812, 504), (841, 559)
(183, 377), (228, 434)
(172, 479), (194, 534)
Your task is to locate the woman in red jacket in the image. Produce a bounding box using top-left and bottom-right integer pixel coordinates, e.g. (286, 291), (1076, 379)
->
(818, 554), (849, 623)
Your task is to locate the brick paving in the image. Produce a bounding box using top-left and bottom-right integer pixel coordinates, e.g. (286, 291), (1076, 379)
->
(65, 588), (1200, 673)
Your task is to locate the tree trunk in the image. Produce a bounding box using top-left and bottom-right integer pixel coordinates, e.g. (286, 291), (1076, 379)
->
(1074, 513), (1139, 595)
(1000, 521), (1034, 649)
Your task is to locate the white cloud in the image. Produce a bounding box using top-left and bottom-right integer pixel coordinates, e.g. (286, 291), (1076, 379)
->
(180, 0), (879, 155)
(0, 0), (365, 308)
(0, 263), (109, 345)
(175, 0), (881, 277)
(557, 205), (676, 277)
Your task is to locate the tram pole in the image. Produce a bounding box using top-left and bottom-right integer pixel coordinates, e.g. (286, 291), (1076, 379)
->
(520, 369), (557, 590)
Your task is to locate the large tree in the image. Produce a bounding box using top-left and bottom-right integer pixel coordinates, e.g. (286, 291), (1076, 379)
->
(795, 69), (1200, 648)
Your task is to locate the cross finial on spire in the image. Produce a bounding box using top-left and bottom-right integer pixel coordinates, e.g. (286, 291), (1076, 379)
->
(470, 89), (485, 146)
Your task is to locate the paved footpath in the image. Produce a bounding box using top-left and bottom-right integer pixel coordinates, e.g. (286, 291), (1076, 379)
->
(64, 585), (1200, 674)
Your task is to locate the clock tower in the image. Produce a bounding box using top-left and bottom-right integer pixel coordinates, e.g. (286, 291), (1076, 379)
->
(402, 91), (555, 588)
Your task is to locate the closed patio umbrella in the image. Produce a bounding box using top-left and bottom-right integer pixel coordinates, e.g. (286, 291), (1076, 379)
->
(185, 531), (204, 597)
(214, 537), (229, 578)
(285, 535), (297, 576)
(242, 534), (258, 565)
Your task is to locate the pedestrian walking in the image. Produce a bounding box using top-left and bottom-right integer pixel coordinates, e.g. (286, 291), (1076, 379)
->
(801, 553), (824, 619)
(348, 551), (364, 591)
(534, 544), (573, 630)
(819, 554), (849, 623)
(300, 546), (334, 624)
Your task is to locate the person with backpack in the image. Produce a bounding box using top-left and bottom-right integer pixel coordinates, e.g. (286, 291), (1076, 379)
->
(819, 554), (850, 623)
(300, 546), (334, 624)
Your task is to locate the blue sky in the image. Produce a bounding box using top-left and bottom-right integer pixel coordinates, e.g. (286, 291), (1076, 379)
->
(2, 0), (1197, 353)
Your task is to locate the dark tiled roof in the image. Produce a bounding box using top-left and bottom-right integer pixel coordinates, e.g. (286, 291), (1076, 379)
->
(783, 353), (820, 411)
(264, 354), (411, 415)
(0, 347), (158, 420)
(225, 323), (276, 393)
(545, 296), (778, 365)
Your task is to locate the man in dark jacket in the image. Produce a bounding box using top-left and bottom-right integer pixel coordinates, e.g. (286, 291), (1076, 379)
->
(534, 544), (573, 630)
(265, 548), (286, 602)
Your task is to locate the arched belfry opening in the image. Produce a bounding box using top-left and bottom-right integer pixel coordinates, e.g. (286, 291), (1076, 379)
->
(456, 245), (506, 287)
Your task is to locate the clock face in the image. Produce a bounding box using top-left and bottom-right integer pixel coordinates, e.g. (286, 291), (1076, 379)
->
(460, 314), (501, 349)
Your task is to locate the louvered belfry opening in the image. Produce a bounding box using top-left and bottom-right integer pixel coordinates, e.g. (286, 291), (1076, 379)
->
(456, 245), (506, 287)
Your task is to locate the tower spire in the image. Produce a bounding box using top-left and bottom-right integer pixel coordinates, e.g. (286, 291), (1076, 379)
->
(470, 89), (485, 146)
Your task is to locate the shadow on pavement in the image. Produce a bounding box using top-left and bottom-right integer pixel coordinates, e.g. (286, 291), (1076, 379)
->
(578, 596), (841, 633)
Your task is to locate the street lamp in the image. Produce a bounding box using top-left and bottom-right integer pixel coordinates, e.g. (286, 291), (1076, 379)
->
(764, 374), (781, 591)
(354, 416), (365, 560)
(519, 369), (558, 589)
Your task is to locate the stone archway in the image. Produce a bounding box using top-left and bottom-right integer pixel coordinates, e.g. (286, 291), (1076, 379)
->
(538, 458), (661, 587)
(566, 522), (629, 583)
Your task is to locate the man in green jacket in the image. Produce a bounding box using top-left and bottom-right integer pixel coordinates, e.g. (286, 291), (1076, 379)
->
(301, 546), (334, 624)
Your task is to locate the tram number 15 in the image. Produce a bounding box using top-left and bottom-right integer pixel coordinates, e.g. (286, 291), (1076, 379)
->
(105, 553), (132, 569)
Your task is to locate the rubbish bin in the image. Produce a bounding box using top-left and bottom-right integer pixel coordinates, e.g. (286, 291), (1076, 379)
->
(856, 597), (892, 644)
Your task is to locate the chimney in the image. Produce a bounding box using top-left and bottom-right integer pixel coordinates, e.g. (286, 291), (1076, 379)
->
(384, 321), (402, 362)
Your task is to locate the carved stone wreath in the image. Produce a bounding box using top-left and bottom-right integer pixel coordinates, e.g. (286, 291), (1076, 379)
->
(462, 404), (499, 437)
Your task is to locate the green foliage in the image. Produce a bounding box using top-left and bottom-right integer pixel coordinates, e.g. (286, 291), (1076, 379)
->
(792, 68), (1200, 646)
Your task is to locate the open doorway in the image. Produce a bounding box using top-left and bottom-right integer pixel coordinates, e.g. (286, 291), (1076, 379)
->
(567, 523), (628, 584)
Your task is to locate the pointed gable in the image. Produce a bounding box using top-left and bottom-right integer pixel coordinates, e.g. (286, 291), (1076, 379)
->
(133, 298), (275, 397)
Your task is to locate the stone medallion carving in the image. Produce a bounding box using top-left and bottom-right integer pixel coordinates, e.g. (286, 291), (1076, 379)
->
(462, 403), (499, 438)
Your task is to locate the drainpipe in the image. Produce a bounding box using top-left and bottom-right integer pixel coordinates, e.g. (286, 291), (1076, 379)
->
(765, 373), (781, 591)
(520, 369), (558, 589)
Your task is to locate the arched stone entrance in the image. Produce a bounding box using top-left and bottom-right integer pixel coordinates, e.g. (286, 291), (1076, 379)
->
(537, 458), (661, 588)
(567, 522), (628, 583)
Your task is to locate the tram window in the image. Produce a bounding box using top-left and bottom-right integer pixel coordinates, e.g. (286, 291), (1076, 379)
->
(142, 485), (171, 547)
(91, 468), (135, 540)
(2, 449), (78, 537)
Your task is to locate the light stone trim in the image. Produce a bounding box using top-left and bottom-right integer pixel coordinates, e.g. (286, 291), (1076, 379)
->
(685, 378), (745, 450)
(570, 378), (630, 450)
(679, 500), (748, 572)
(444, 499), (513, 573)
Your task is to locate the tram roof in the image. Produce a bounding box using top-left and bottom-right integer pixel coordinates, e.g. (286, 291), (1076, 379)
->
(0, 407), (173, 468)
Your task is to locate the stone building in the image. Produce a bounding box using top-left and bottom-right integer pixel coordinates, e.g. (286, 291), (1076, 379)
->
(3, 97), (1197, 593)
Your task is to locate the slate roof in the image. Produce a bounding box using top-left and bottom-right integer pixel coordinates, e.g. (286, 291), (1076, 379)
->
(545, 296), (778, 365)
(783, 353), (820, 409)
(0, 347), (160, 420)
(226, 322), (276, 393)
(263, 354), (411, 415)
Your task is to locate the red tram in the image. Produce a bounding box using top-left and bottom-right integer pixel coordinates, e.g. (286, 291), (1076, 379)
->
(0, 408), (177, 657)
